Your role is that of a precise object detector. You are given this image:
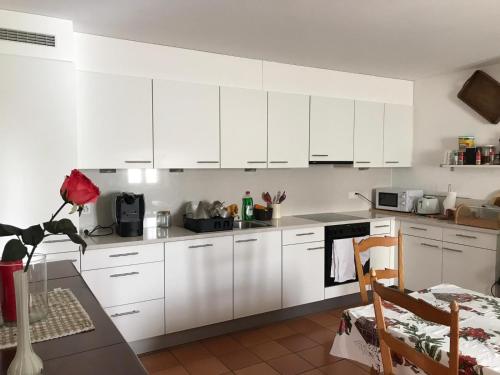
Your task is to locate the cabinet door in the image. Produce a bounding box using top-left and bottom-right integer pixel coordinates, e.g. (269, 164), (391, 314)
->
(154, 80), (220, 169)
(354, 101), (384, 167)
(164, 236), (233, 333)
(403, 235), (442, 291)
(268, 92), (309, 168)
(283, 241), (324, 308)
(77, 71), (153, 169)
(310, 97), (354, 162)
(442, 242), (496, 295)
(383, 104), (413, 167)
(234, 232), (282, 318)
(220, 87), (267, 168)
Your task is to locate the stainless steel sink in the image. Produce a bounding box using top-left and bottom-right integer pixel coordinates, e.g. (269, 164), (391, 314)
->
(233, 220), (272, 230)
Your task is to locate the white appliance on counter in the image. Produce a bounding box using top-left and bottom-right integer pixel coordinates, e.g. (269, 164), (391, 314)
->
(375, 187), (423, 213)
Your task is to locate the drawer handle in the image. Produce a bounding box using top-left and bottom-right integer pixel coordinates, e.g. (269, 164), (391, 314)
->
(356, 161), (371, 164)
(111, 310), (140, 318)
(235, 239), (258, 243)
(420, 242), (439, 249)
(311, 154), (328, 157)
(385, 161), (399, 164)
(124, 160), (152, 164)
(270, 161), (288, 164)
(109, 252), (139, 258)
(375, 224), (390, 228)
(188, 244), (213, 249)
(307, 246), (324, 251)
(455, 234), (477, 239)
(197, 161), (219, 164)
(443, 247), (463, 253)
(109, 271), (140, 278)
(409, 226), (427, 231)
(296, 232), (315, 236)
(247, 161), (266, 164)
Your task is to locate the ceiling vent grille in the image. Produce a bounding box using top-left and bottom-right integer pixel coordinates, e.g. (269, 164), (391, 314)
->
(0, 27), (55, 47)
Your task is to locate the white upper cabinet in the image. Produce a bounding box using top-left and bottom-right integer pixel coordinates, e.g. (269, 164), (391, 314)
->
(383, 104), (413, 167)
(153, 80), (220, 169)
(354, 101), (384, 167)
(267, 92), (309, 168)
(77, 71), (153, 169)
(220, 87), (267, 168)
(310, 97), (354, 162)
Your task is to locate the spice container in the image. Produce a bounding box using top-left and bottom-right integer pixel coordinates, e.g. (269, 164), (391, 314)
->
(156, 210), (171, 228)
(458, 136), (475, 150)
(479, 145), (496, 164)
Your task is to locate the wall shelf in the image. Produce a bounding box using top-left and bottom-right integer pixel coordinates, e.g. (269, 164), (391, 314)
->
(440, 164), (500, 171)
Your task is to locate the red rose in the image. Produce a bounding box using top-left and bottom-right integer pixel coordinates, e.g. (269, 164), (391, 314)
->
(60, 169), (100, 206)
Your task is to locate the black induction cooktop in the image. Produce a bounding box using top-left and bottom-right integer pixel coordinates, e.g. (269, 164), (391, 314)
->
(294, 213), (362, 223)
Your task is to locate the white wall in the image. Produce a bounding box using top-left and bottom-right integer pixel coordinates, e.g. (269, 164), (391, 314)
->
(79, 167), (391, 230)
(392, 63), (500, 199)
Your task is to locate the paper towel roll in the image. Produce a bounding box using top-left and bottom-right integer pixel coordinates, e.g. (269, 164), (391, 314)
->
(443, 191), (457, 214)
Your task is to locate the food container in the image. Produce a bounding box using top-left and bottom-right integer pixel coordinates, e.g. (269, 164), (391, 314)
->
(458, 136), (475, 150)
(157, 210), (171, 228)
(479, 145), (496, 164)
(464, 147), (478, 165)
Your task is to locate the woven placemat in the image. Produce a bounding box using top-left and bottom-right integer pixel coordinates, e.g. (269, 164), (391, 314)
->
(0, 288), (95, 349)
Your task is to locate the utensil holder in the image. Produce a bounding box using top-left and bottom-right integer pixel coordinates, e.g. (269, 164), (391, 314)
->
(271, 204), (281, 219)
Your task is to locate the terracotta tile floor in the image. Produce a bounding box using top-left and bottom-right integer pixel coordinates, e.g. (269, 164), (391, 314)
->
(140, 306), (370, 375)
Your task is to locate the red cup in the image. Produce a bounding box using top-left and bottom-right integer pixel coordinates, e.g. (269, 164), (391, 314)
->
(0, 260), (23, 322)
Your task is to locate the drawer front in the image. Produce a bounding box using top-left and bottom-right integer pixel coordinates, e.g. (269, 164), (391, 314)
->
(443, 228), (497, 250)
(283, 227), (324, 245)
(401, 221), (442, 240)
(82, 243), (164, 271)
(370, 220), (392, 235)
(105, 299), (165, 342)
(38, 239), (80, 254)
(83, 262), (164, 308)
(43, 251), (80, 272)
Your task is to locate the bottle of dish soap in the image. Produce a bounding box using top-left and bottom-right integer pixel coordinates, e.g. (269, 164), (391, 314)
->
(242, 191), (254, 221)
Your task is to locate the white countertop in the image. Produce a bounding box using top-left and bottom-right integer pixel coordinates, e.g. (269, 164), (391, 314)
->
(82, 209), (500, 251)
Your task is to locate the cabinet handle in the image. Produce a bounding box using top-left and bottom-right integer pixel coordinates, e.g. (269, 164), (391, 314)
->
(456, 234), (477, 239)
(124, 160), (152, 164)
(443, 247), (463, 253)
(356, 161), (371, 164)
(111, 310), (140, 318)
(270, 161), (288, 164)
(188, 244), (213, 249)
(235, 239), (258, 243)
(109, 252), (139, 258)
(109, 271), (140, 278)
(247, 161), (266, 164)
(311, 154), (328, 157)
(409, 226), (427, 231)
(296, 232), (315, 236)
(197, 161), (219, 164)
(385, 161), (399, 164)
(307, 246), (324, 251)
(420, 242), (439, 248)
(44, 239), (72, 244)
(375, 224), (390, 228)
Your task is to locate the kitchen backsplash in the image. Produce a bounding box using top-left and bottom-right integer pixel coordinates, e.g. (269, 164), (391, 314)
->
(79, 167), (391, 230)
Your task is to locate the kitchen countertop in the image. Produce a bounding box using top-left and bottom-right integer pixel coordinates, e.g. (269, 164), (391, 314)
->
(82, 209), (500, 251)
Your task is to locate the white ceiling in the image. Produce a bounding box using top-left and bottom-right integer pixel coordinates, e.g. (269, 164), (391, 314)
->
(1, 0), (500, 80)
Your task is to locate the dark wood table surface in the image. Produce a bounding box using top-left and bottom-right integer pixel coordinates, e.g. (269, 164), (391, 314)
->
(0, 261), (148, 375)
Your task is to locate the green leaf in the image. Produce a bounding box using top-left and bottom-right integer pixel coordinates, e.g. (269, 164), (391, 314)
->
(21, 225), (44, 246)
(66, 233), (87, 254)
(43, 219), (77, 235)
(0, 224), (22, 237)
(2, 239), (27, 261)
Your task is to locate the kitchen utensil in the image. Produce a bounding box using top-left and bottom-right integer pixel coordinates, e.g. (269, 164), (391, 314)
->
(275, 191), (281, 204)
(271, 204), (281, 219)
(156, 210), (171, 228)
(194, 201), (210, 219)
(278, 191), (286, 204)
(416, 196), (440, 215)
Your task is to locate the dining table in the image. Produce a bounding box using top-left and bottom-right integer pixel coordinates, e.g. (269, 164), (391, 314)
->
(330, 284), (500, 375)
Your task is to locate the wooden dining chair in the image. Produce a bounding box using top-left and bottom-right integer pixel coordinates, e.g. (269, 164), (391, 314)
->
(370, 269), (459, 375)
(353, 230), (404, 304)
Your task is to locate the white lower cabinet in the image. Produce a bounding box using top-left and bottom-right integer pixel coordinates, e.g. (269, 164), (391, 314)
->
(442, 242), (496, 295)
(233, 232), (282, 318)
(283, 241), (324, 308)
(106, 299), (165, 342)
(164, 236), (233, 333)
(403, 235), (443, 291)
(82, 262), (164, 308)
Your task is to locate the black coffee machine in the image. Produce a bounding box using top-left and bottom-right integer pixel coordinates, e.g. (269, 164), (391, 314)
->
(113, 193), (145, 237)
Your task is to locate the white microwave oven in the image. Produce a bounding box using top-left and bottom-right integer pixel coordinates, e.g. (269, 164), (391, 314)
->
(375, 188), (424, 212)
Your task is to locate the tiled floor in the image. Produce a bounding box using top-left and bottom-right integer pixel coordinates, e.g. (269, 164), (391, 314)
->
(140, 306), (371, 375)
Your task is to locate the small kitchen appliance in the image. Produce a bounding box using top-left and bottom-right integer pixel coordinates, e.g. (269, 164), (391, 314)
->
(113, 193), (145, 237)
(416, 196), (440, 215)
(375, 188), (424, 212)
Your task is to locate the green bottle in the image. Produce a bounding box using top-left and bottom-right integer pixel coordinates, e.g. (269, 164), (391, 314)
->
(242, 191), (254, 221)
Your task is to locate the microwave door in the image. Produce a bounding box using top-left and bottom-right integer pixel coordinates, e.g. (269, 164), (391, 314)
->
(378, 192), (398, 208)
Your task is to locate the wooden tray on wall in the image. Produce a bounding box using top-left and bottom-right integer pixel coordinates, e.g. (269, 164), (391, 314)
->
(457, 70), (500, 124)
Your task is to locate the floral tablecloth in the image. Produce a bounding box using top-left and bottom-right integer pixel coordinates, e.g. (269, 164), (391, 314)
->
(330, 284), (500, 374)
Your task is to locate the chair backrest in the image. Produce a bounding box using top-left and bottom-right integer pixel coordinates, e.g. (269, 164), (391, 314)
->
(370, 270), (459, 375)
(353, 230), (404, 304)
